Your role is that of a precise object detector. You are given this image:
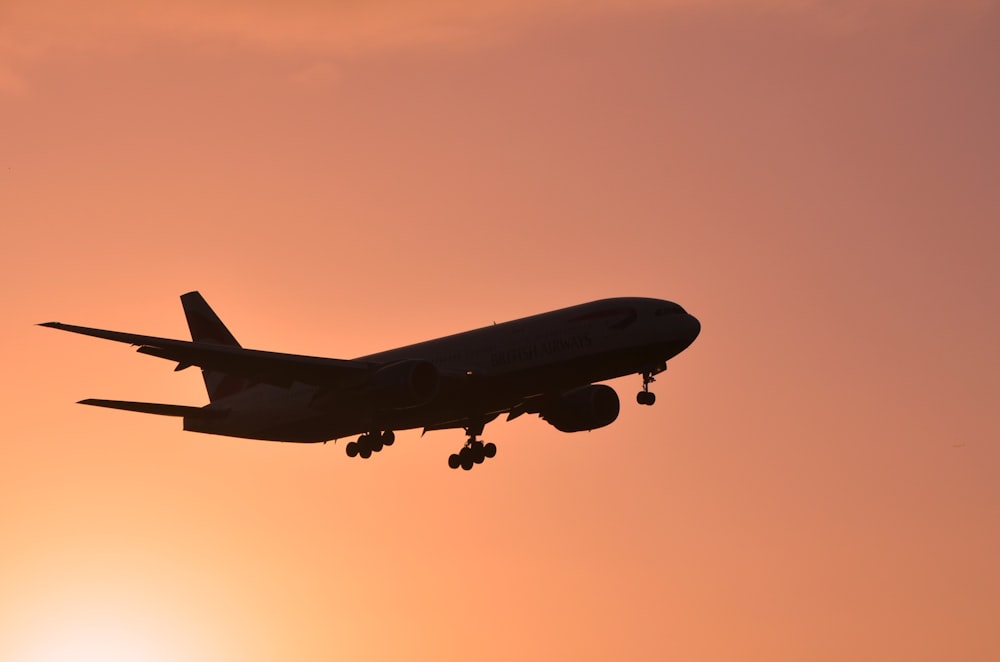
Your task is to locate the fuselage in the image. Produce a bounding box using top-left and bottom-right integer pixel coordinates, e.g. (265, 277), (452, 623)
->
(184, 297), (700, 441)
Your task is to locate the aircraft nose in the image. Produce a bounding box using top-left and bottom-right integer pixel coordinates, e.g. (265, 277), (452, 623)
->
(681, 313), (701, 347)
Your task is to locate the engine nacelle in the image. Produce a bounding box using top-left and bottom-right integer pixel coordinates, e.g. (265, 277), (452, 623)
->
(540, 384), (620, 433)
(371, 360), (439, 408)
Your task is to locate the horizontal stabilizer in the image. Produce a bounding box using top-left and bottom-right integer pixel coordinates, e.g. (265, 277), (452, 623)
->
(78, 399), (226, 418)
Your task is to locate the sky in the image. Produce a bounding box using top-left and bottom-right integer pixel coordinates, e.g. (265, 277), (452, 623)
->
(2, 1), (999, 660)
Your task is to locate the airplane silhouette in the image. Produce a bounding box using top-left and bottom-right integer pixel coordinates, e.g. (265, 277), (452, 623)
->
(41, 292), (700, 470)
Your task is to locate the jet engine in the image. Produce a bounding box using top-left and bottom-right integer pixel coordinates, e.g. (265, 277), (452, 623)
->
(540, 384), (620, 433)
(371, 360), (439, 408)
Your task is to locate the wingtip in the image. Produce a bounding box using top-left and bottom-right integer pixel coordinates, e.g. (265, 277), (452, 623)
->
(38, 321), (61, 328)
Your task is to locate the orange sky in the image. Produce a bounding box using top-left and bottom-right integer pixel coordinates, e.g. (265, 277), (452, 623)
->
(2, 1), (998, 660)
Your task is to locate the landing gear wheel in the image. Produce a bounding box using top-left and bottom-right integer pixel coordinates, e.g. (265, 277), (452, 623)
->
(637, 364), (665, 407)
(348, 431), (395, 459)
(448, 421), (496, 470)
(457, 446), (475, 470)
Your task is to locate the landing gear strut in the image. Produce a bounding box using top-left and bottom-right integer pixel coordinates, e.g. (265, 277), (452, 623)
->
(448, 423), (496, 471)
(346, 430), (395, 459)
(637, 363), (666, 406)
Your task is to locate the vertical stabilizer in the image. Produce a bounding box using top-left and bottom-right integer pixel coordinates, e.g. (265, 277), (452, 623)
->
(180, 291), (247, 402)
(181, 291), (240, 347)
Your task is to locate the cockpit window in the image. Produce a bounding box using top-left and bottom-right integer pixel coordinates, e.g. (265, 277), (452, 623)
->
(655, 303), (687, 316)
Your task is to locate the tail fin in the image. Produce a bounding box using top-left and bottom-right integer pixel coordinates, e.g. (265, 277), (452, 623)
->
(181, 291), (248, 402)
(182, 291), (241, 347)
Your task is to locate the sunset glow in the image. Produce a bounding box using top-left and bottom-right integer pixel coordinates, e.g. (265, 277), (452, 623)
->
(2, 1), (998, 660)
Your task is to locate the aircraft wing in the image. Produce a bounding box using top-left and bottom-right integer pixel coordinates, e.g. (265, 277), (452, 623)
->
(39, 322), (377, 387)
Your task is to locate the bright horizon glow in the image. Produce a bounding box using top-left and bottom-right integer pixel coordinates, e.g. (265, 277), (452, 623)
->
(8, 584), (216, 662)
(14, 620), (180, 662)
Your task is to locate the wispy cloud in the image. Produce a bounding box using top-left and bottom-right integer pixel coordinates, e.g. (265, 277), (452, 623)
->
(0, 0), (992, 94)
(6, 0), (689, 94)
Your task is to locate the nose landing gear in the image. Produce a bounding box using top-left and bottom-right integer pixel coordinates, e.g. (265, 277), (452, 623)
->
(637, 363), (666, 406)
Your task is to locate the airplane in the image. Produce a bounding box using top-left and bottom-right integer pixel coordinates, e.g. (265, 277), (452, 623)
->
(40, 292), (700, 470)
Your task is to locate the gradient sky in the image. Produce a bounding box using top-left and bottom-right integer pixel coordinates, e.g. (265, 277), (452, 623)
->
(2, 1), (998, 660)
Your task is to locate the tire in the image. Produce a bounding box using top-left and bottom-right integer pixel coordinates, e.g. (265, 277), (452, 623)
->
(382, 431), (395, 446)
(346, 442), (358, 457)
(484, 442), (497, 458)
(459, 447), (474, 470)
(448, 454), (461, 469)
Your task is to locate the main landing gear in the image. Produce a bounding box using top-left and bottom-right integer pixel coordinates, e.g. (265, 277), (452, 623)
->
(345, 430), (395, 459)
(637, 363), (667, 406)
(448, 424), (496, 471)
